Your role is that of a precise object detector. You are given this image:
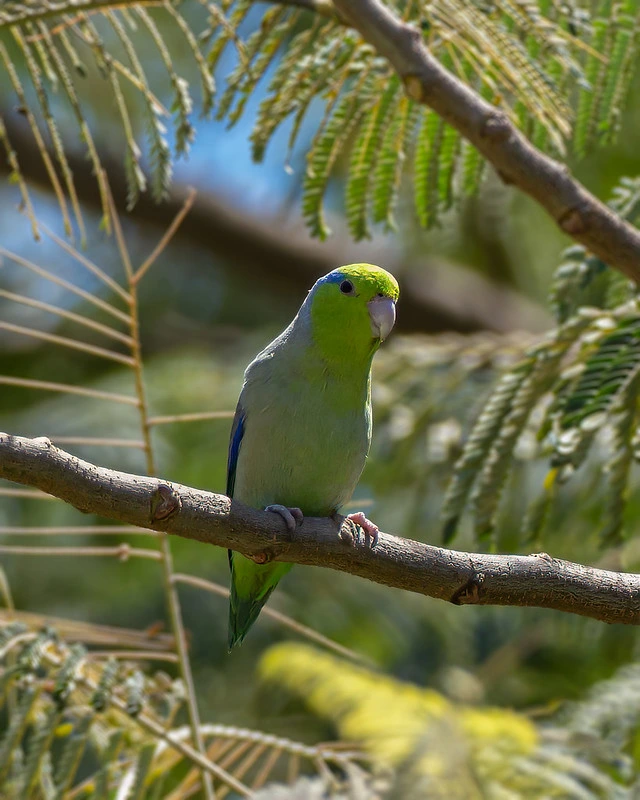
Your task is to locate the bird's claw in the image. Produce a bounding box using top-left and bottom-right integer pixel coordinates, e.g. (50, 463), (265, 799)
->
(345, 512), (379, 549)
(265, 504), (304, 534)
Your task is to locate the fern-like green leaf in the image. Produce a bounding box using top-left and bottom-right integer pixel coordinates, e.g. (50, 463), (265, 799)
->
(91, 729), (125, 800)
(573, 12), (612, 156)
(461, 140), (486, 198)
(91, 658), (119, 713)
(250, 19), (340, 162)
(108, 11), (172, 202)
(593, 1), (640, 148)
(128, 741), (157, 800)
(471, 346), (566, 540)
(414, 110), (445, 229)
(442, 313), (593, 543)
(12, 27), (86, 242)
(345, 74), (400, 240)
(600, 396), (639, 546)
(437, 122), (462, 210)
(0, 684), (42, 786)
(259, 643), (634, 797)
(19, 706), (62, 797)
(371, 97), (420, 230)
(302, 70), (377, 240)
(217, 6), (290, 125)
(284, 32), (351, 161)
(559, 316), (640, 430)
(53, 711), (94, 797)
(136, 7), (195, 158)
(2, 0), (639, 240)
(204, 0), (251, 73)
(125, 669), (146, 717)
(441, 364), (532, 543)
(53, 643), (85, 707)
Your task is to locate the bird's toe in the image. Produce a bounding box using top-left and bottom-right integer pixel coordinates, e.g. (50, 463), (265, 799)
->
(345, 511), (379, 549)
(265, 504), (304, 533)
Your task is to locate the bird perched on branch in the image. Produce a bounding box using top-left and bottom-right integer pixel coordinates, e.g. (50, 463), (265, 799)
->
(226, 264), (399, 648)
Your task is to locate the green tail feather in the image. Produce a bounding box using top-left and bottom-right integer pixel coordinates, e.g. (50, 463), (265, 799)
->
(227, 551), (291, 650)
(228, 585), (275, 650)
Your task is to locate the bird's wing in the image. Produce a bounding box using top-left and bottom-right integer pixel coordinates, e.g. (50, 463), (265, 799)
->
(226, 400), (246, 499)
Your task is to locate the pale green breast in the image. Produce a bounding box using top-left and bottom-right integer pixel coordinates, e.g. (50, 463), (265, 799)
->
(233, 347), (372, 517)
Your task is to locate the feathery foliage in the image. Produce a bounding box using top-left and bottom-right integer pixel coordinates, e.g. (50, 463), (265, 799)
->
(1, 0), (639, 240)
(0, 0), (216, 239)
(1, 1), (640, 793)
(442, 175), (640, 548)
(0, 619), (368, 798)
(260, 643), (640, 798)
(0, 189), (379, 798)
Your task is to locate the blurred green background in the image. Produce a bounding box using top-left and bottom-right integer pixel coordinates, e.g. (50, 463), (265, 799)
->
(1, 4), (640, 792)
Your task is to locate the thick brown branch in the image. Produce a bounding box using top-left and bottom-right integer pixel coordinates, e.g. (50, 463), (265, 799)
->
(1, 432), (638, 626)
(332, 0), (640, 285)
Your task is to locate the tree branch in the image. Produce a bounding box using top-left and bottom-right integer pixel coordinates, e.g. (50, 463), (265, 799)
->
(1, 432), (638, 626)
(331, 0), (640, 285)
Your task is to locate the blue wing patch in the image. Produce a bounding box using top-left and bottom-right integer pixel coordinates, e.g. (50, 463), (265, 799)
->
(226, 401), (245, 499)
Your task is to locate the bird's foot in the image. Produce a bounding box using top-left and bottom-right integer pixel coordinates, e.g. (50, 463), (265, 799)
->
(344, 511), (379, 549)
(265, 504), (304, 533)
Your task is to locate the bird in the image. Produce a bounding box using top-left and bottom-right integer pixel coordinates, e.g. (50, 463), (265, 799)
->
(226, 263), (399, 649)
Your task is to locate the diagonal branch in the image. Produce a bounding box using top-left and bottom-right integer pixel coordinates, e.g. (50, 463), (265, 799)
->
(1, 432), (638, 626)
(330, 0), (640, 285)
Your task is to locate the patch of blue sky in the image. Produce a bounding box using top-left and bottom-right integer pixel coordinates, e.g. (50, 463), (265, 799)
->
(173, 9), (323, 214)
(0, 7), (332, 336)
(2, 6), (328, 224)
(0, 181), (228, 344)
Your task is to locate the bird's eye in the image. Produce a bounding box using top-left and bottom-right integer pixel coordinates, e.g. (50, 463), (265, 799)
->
(340, 280), (354, 295)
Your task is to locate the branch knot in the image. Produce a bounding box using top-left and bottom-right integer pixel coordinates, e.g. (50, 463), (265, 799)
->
(558, 206), (588, 236)
(151, 484), (181, 522)
(481, 113), (511, 143)
(403, 73), (425, 102)
(450, 572), (485, 606)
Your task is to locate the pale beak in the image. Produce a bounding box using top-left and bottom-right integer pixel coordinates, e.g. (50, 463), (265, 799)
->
(368, 296), (396, 342)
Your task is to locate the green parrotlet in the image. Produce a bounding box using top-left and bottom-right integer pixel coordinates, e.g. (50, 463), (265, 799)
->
(226, 263), (399, 648)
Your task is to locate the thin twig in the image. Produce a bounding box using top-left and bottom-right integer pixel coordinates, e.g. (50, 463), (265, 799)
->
(149, 411), (235, 426)
(0, 543), (163, 560)
(0, 289), (134, 346)
(132, 187), (197, 285)
(0, 245), (130, 324)
(105, 184), (216, 800)
(36, 219), (132, 303)
(0, 321), (134, 366)
(85, 649), (179, 662)
(0, 608), (175, 650)
(173, 573), (375, 666)
(49, 436), (145, 448)
(0, 566), (14, 612)
(0, 525), (157, 535)
(0, 376), (139, 405)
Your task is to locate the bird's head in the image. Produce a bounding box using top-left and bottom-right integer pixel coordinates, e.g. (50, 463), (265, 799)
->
(307, 263), (399, 365)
